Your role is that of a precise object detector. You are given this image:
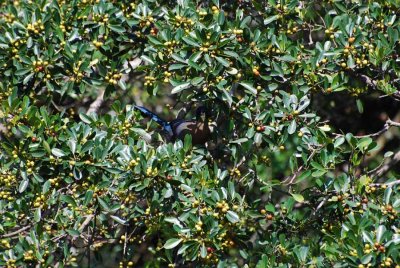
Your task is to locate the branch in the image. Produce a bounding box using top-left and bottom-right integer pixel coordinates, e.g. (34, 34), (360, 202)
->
(370, 179), (400, 187)
(333, 118), (400, 138)
(282, 149), (317, 185)
(0, 123), (7, 137)
(313, 196), (329, 216)
(87, 89), (105, 114)
(0, 224), (32, 238)
(387, 118), (400, 128)
(78, 214), (94, 232)
(371, 150), (400, 178)
(358, 73), (400, 101)
(358, 74), (378, 89)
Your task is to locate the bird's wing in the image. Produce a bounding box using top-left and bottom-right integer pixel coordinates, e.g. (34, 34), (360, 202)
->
(135, 106), (166, 126)
(134, 106), (174, 137)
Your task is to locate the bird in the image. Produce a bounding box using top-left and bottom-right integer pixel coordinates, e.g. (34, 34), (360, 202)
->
(134, 105), (211, 145)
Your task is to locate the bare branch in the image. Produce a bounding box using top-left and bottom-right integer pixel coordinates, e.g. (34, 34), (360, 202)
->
(0, 123), (7, 137)
(370, 179), (400, 187)
(358, 74), (400, 101)
(387, 118), (400, 128)
(358, 74), (378, 89)
(372, 150), (400, 178)
(78, 215), (95, 232)
(87, 89), (105, 114)
(333, 118), (400, 138)
(313, 196), (329, 216)
(1, 224), (32, 238)
(283, 149), (317, 185)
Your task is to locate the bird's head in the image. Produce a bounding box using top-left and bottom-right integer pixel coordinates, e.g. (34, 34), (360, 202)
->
(195, 106), (209, 123)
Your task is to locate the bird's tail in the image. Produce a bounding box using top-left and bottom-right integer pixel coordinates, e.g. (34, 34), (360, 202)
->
(134, 106), (168, 126)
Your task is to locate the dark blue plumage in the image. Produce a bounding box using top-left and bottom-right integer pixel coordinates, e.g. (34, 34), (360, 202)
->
(134, 105), (210, 144)
(134, 106), (168, 127)
(134, 106), (174, 138)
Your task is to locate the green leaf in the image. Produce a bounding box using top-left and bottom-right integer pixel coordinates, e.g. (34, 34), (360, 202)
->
(312, 169), (327, 177)
(42, 180), (51, 194)
(34, 208), (41, 222)
(200, 243), (207, 258)
(311, 161), (325, 170)
(191, 77), (204, 86)
(110, 215), (127, 224)
(230, 138), (248, 144)
(108, 24), (125, 33)
(361, 255), (373, 265)
(226, 210), (239, 223)
(362, 231), (374, 244)
(79, 113), (94, 124)
(264, 15), (278, 25)
(256, 254), (268, 268)
(291, 193), (304, 203)
(376, 225), (386, 243)
(52, 148), (66, 157)
(384, 187), (392, 205)
(18, 179), (29, 193)
(171, 82), (191, 94)
(347, 212), (356, 225)
(84, 190), (93, 206)
(67, 139), (76, 154)
(356, 99), (364, 113)
(288, 120), (296, 134)
(23, 73), (35, 85)
(132, 128), (152, 141)
(239, 82), (257, 95)
(357, 137), (372, 150)
(221, 88), (233, 106)
(164, 238), (182, 249)
(140, 55), (154, 65)
(215, 56), (230, 67)
(66, 229), (80, 237)
(334, 137), (345, 148)
(98, 197), (110, 211)
(182, 37), (200, 47)
(60, 195), (77, 206)
(15, 68), (31, 76)
(218, 11), (225, 25)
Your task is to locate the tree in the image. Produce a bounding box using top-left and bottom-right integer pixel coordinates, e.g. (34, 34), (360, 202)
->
(0, 0), (399, 267)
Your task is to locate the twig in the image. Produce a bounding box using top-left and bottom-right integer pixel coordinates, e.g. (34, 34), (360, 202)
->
(282, 149), (317, 185)
(333, 118), (400, 138)
(282, 166), (303, 185)
(307, 24), (314, 45)
(78, 215), (95, 232)
(366, 158), (385, 175)
(52, 233), (67, 242)
(87, 89), (105, 114)
(359, 74), (400, 101)
(371, 150), (400, 178)
(387, 118), (400, 128)
(313, 195), (329, 216)
(0, 123), (7, 139)
(1, 224), (32, 238)
(53, 215), (95, 244)
(358, 74), (377, 89)
(370, 179), (400, 187)
(123, 230), (128, 261)
(57, 215), (94, 244)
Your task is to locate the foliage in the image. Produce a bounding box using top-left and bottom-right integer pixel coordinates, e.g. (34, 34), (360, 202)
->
(0, 0), (399, 267)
